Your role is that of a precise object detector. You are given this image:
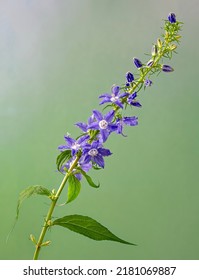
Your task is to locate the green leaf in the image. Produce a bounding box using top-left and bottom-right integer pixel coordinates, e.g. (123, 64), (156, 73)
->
(67, 175), (81, 204)
(56, 150), (71, 172)
(52, 214), (136, 245)
(80, 169), (100, 188)
(16, 185), (51, 219)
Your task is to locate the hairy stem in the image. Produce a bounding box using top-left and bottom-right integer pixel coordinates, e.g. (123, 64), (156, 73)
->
(33, 155), (80, 260)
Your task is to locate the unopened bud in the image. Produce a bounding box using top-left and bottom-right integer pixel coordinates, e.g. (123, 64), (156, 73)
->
(30, 234), (37, 244)
(41, 240), (51, 247)
(151, 44), (158, 56)
(175, 35), (181, 41)
(157, 38), (162, 49)
(168, 13), (176, 23)
(162, 64), (174, 72)
(133, 57), (143, 69)
(126, 72), (134, 82)
(169, 44), (177, 51)
(146, 59), (154, 67)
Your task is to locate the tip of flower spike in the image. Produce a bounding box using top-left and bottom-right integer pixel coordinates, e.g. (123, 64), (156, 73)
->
(168, 12), (176, 23)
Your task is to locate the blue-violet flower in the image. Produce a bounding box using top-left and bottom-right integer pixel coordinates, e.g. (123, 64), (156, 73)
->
(58, 134), (89, 156)
(99, 85), (128, 109)
(82, 141), (112, 168)
(88, 110), (118, 142)
(127, 92), (142, 107)
(116, 116), (138, 136)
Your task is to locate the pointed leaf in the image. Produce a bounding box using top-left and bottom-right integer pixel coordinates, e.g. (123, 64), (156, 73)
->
(56, 150), (71, 172)
(80, 169), (100, 188)
(53, 214), (136, 245)
(67, 175), (81, 204)
(16, 185), (51, 219)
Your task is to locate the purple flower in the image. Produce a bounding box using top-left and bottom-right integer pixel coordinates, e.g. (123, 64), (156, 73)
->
(58, 134), (89, 156)
(161, 64), (174, 72)
(99, 86), (128, 109)
(126, 72), (134, 83)
(144, 79), (153, 87)
(88, 110), (118, 142)
(168, 13), (176, 23)
(61, 157), (92, 181)
(82, 141), (112, 168)
(116, 116), (138, 136)
(127, 92), (142, 107)
(133, 57), (143, 68)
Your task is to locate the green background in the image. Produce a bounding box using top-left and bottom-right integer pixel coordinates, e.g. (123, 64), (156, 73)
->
(0, 0), (198, 260)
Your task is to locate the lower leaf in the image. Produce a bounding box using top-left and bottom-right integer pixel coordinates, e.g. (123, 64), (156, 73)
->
(52, 214), (136, 245)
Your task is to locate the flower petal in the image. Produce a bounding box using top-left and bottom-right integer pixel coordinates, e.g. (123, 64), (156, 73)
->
(99, 93), (111, 98)
(100, 129), (110, 142)
(77, 134), (90, 145)
(98, 148), (112, 157)
(75, 122), (88, 132)
(88, 121), (99, 130)
(99, 97), (111, 105)
(104, 110), (114, 122)
(94, 154), (105, 168)
(64, 136), (75, 147)
(111, 86), (120, 96)
(93, 110), (103, 121)
(123, 116), (138, 126)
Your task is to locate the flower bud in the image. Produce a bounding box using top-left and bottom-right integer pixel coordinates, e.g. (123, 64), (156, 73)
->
(165, 31), (169, 40)
(168, 13), (176, 23)
(133, 57), (143, 68)
(169, 44), (177, 51)
(151, 44), (158, 56)
(175, 35), (181, 41)
(161, 64), (174, 72)
(126, 71), (134, 82)
(146, 59), (154, 67)
(157, 38), (162, 49)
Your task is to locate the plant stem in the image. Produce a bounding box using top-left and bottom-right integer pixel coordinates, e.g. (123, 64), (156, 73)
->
(33, 155), (80, 260)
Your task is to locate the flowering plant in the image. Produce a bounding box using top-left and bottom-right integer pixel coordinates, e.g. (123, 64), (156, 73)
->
(16, 13), (182, 260)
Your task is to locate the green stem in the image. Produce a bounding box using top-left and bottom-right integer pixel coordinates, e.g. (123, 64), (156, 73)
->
(33, 155), (80, 260)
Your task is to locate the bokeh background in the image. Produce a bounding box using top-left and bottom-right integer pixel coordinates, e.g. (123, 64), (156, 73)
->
(0, 0), (198, 260)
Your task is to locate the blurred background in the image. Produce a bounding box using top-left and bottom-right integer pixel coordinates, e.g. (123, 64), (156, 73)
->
(0, 0), (199, 260)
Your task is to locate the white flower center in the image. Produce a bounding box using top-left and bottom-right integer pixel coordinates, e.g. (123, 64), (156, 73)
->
(110, 95), (119, 102)
(99, 119), (108, 129)
(71, 142), (80, 150)
(88, 148), (98, 157)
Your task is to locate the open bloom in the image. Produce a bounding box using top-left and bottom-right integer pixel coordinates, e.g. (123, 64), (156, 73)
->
(127, 92), (142, 107)
(61, 157), (92, 180)
(144, 79), (153, 87)
(99, 86), (128, 109)
(58, 134), (89, 156)
(88, 110), (118, 142)
(116, 116), (138, 136)
(82, 141), (112, 168)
